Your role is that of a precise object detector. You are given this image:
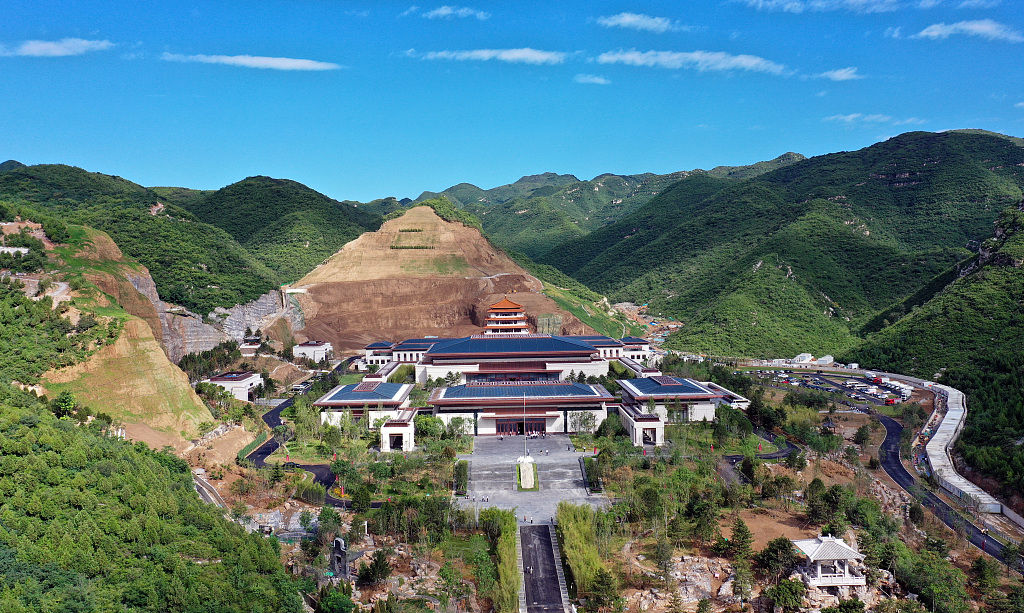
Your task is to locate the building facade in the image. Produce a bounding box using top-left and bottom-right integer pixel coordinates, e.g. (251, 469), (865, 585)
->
(618, 376), (726, 423)
(428, 381), (612, 436)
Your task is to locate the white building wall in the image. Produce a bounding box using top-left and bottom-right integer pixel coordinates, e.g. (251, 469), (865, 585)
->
(295, 343), (332, 362)
(207, 374), (263, 401)
(554, 361), (608, 380)
(652, 400), (716, 423)
(381, 422), (415, 452)
(619, 412), (664, 447)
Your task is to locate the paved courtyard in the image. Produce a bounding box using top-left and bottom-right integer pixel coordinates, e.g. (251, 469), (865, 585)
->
(458, 434), (606, 523)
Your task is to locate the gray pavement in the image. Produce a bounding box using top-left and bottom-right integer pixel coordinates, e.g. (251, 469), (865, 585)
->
(458, 434), (606, 522)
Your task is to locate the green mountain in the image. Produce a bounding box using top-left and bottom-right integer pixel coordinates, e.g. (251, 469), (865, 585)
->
(0, 164), (280, 314)
(414, 172), (581, 207)
(845, 204), (1024, 378)
(150, 185), (215, 209)
(175, 176), (382, 282)
(540, 131), (1024, 357)
(705, 152), (806, 180)
(396, 155), (805, 259)
(0, 159), (26, 172)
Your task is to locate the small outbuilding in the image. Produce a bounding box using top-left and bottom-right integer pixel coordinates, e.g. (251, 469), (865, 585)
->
(792, 535), (866, 587)
(204, 371), (264, 401)
(294, 340), (333, 362)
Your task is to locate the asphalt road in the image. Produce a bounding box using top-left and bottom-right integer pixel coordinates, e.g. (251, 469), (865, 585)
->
(521, 525), (565, 613)
(876, 414), (1007, 559)
(247, 397), (352, 508)
(722, 426), (801, 480)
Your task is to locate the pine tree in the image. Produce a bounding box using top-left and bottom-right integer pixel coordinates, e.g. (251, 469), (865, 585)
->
(730, 516), (754, 561)
(667, 583), (685, 613)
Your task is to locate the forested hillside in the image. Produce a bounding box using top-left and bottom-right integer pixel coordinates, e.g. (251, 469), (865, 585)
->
(844, 204), (1024, 496)
(0, 399), (302, 612)
(0, 164), (279, 314)
(0, 231), (300, 610)
(539, 131), (1024, 357)
(175, 176), (381, 281)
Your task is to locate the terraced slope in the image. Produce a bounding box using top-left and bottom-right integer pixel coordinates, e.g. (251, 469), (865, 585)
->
(291, 206), (596, 350)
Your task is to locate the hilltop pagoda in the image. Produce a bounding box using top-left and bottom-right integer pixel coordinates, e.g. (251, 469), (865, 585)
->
(483, 297), (531, 335)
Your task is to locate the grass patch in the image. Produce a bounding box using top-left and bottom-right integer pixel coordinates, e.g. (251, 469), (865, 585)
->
(542, 284), (644, 339)
(664, 425), (778, 456)
(335, 373), (364, 385)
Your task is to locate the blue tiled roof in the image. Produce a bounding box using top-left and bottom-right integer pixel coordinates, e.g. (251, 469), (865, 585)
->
(439, 382), (607, 400)
(315, 382), (407, 404)
(574, 335), (622, 347)
(620, 336), (649, 344)
(364, 342), (393, 349)
(426, 335), (598, 356)
(620, 377), (716, 397)
(394, 338), (450, 351)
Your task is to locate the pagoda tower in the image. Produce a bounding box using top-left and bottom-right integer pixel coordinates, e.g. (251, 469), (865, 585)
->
(483, 297), (531, 335)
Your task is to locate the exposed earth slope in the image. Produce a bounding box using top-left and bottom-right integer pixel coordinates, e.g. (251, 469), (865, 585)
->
(43, 225), (211, 450)
(292, 205), (595, 350)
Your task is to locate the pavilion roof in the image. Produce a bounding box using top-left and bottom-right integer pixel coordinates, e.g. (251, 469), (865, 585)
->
(792, 536), (864, 562)
(489, 297), (523, 310)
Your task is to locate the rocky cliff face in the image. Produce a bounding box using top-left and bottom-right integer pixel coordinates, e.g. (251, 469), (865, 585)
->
(127, 272), (299, 363)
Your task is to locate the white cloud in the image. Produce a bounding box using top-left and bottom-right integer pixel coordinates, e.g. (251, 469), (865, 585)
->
(958, 0), (1000, 7)
(824, 113), (924, 125)
(574, 73), (610, 84)
(1015, 102), (1024, 108)
(423, 6), (490, 20)
(597, 49), (787, 74)
(915, 19), (1023, 42)
(817, 66), (864, 81)
(160, 52), (341, 71)
(415, 48), (566, 64)
(738, 0), (902, 13)
(824, 113), (864, 122)
(596, 13), (686, 34)
(917, 0), (941, 7)
(884, 26), (903, 38)
(400, 6), (420, 16)
(3, 38), (114, 57)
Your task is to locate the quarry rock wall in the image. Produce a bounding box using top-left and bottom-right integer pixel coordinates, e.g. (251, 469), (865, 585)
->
(127, 272), (297, 363)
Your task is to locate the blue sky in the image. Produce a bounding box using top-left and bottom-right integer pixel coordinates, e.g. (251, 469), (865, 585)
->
(2, 0), (1022, 202)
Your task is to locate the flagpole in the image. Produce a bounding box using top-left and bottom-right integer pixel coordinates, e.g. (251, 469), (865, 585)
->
(524, 392), (527, 458)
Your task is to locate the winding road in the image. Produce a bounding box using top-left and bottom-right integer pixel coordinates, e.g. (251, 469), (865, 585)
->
(876, 414), (1007, 558)
(247, 398), (353, 508)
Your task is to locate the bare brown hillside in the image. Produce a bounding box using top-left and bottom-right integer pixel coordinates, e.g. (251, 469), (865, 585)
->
(292, 206), (592, 350)
(44, 227), (211, 450)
